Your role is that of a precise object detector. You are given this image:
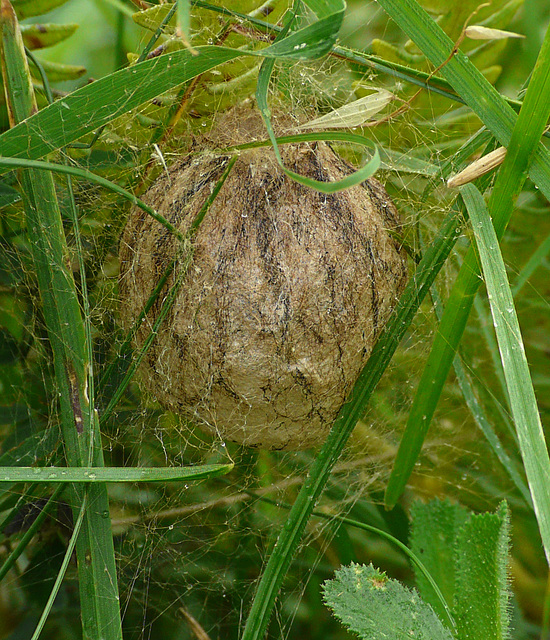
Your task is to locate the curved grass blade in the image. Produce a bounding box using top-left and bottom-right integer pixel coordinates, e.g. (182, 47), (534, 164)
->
(0, 463), (234, 483)
(30, 492), (87, 640)
(384, 0), (550, 508)
(241, 205), (464, 640)
(256, 38), (381, 191)
(460, 183), (550, 563)
(0, 156), (184, 239)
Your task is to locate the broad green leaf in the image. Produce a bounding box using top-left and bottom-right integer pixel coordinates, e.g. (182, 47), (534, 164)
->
(410, 499), (469, 624)
(323, 563), (453, 640)
(454, 502), (511, 640)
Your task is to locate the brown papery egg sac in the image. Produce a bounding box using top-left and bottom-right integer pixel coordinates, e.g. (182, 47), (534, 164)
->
(119, 108), (408, 450)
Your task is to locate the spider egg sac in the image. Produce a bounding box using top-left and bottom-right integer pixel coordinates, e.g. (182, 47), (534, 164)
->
(119, 113), (408, 450)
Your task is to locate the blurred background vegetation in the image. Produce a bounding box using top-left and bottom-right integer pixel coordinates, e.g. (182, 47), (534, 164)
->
(1, 0), (550, 638)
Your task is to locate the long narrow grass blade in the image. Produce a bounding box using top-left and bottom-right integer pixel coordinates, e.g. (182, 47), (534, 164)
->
(384, 1), (550, 507)
(241, 204), (464, 640)
(30, 493), (88, 640)
(461, 184), (550, 563)
(0, 156), (184, 238)
(0, 463), (234, 483)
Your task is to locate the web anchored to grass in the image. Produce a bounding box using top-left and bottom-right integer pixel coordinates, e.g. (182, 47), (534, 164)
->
(1, 0), (550, 639)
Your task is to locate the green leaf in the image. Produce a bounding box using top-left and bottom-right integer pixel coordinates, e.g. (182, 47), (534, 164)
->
(11, 0), (71, 20)
(410, 499), (469, 624)
(0, 463), (234, 483)
(28, 57), (85, 82)
(454, 502), (511, 640)
(323, 563), (454, 640)
(21, 23), (79, 50)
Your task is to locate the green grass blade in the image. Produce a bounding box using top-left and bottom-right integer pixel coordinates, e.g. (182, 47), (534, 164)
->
(429, 282), (530, 505)
(30, 492), (88, 640)
(0, 463), (234, 483)
(0, 156), (184, 238)
(461, 184), (550, 563)
(241, 204), (464, 640)
(384, 2), (550, 508)
(256, 38), (381, 191)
